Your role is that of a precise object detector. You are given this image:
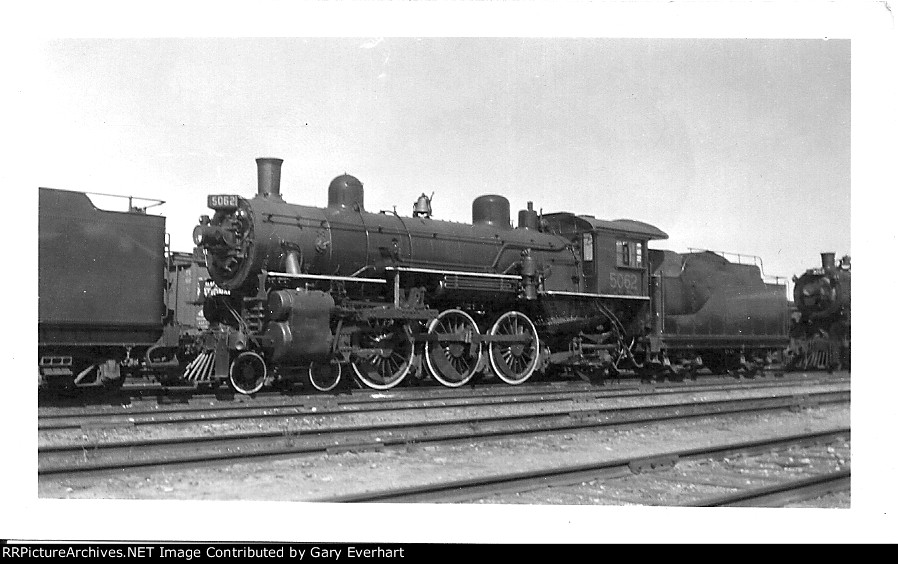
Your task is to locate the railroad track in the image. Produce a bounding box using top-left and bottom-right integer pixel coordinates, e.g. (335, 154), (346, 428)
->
(37, 370), (848, 409)
(689, 469), (851, 507)
(313, 428), (850, 505)
(38, 387), (849, 478)
(38, 373), (849, 431)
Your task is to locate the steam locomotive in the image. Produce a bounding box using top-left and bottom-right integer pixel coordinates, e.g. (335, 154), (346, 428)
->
(787, 253), (851, 370)
(191, 157), (791, 393)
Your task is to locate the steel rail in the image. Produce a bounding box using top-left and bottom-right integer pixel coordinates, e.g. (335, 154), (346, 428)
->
(314, 428), (850, 503)
(38, 377), (848, 431)
(38, 390), (849, 477)
(38, 371), (849, 419)
(37, 370), (850, 411)
(688, 469), (851, 507)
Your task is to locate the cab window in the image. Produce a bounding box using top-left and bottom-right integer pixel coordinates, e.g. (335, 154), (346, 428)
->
(616, 240), (643, 268)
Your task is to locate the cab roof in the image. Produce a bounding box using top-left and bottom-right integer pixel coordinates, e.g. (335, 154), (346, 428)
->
(542, 212), (668, 240)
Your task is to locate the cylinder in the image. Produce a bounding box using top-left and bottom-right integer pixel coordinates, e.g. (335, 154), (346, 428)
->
(821, 252), (836, 270)
(267, 290), (295, 321)
(256, 158), (284, 200)
(472, 195), (510, 230)
(265, 322), (294, 362)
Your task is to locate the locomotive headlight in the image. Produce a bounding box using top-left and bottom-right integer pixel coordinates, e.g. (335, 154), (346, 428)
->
(193, 225), (206, 246)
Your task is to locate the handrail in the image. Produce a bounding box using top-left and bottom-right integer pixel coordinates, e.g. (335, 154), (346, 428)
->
(82, 190), (165, 211)
(687, 247), (786, 286)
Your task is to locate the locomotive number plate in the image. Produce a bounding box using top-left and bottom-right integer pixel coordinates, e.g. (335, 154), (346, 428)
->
(208, 194), (240, 210)
(609, 272), (640, 294)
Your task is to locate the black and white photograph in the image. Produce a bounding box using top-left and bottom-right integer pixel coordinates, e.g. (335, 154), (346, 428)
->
(5, 0), (896, 547)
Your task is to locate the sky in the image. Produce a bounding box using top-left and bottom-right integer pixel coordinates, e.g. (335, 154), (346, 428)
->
(35, 37), (850, 283)
(6, 0), (898, 546)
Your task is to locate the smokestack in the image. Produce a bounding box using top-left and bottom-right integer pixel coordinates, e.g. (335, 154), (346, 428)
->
(256, 158), (284, 200)
(821, 252), (836, 269)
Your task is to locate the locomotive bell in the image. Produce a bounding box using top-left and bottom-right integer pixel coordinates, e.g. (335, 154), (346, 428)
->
(413, 193), (433, 218)
(328, 174), (365, 211)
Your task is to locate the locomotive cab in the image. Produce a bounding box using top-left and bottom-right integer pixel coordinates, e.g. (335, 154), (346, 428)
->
(541, 212), (668, 297)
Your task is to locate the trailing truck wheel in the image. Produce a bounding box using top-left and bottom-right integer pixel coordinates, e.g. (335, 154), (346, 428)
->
(425, 309), (482, 388)
(308, 362), (343, 392)
(228, 351), (267, 395)
(351, 319), (414, 390)
(488, 311), (540, 385)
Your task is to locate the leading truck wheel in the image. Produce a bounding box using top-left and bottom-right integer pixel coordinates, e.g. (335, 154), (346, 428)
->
(425, 309), (482, 387)
(228, 351), (267, 395)
(488, 311), (540, 385)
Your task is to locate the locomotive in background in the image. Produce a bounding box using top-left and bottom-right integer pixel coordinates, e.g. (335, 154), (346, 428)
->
(191, 157), (791, 393)
(787, 252), (851, 370)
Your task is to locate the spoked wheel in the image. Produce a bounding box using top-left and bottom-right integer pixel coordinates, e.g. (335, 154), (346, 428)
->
(307, 362), (343, 392)
(228, 351), (267, 395)
(488, 310), (540, 385)
(351, 320), (414, 390)
(425, 309), (482, 387)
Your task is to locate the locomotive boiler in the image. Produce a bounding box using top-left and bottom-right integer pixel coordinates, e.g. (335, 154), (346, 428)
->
(788, 252), (851, 370)
(193, 158), (671, 393)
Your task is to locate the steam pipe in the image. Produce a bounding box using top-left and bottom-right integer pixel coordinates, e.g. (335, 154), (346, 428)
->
(284, 250), (301, 274)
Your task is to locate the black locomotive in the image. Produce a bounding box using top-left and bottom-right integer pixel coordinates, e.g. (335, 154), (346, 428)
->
(787, 253), (851, 370)
(191, 157), (791, 393)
